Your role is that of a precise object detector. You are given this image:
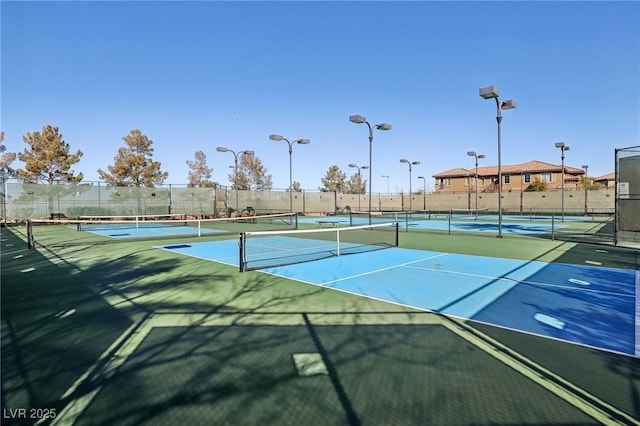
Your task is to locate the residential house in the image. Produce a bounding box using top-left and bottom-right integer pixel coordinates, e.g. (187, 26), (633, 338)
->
(593, 172), (615, 189)
(432, 160), (586, 193)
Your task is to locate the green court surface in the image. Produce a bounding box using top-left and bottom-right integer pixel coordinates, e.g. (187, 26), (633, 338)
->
(1, 223), (639, 425)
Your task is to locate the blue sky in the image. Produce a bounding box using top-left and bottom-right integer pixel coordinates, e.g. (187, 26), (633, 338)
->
(2, 1), (638, 193)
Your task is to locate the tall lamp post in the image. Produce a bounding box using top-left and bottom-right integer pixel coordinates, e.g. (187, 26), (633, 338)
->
(400, 159), (420, 211)
(582, 164), (589, 215)
(517, 169), (524, 213)
(381, 175), (390, 197)
(348, 163), (369, 212)
(216, 146), (254, 213)
(555, 141), (570, 222)
(417, 176), (426, 211)
(349, 115), (391, 225)
(466, 151), (486, 220)
(479, 86), (516, 238)
(269, 134), (310, 213)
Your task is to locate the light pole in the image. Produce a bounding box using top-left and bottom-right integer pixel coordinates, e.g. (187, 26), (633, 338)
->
(466, 151), (486, 220)
(517, 169), (524, 213)
(216, 146), (254, 213)
(582, 164), (588, 215)
(417, 176), (426, 211)
(269, 134), (310, 213)
(400, 159), (420, 211)
(350, 115), (391, 224)
(555, 141), (570, 222)
(348, 164), (368, 212)
(381, 175), (390, 197)
(479, 85), (516, 238)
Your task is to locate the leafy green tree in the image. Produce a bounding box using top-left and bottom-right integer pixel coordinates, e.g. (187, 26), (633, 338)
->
(345, 172), (367, 194)
(14, 125), (85, 216)
(0, 131), (17, 178)
(526, 177), (548, 192)
(319, 165), (346, 192)
(231, 153), (272, 190)
(186, 150), (214, 188)
(16, 125), (84, 184)
(98, 129), (167, 187)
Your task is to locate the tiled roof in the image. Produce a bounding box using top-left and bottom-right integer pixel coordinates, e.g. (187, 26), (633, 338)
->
(433, 160), (586, 178)
(432, 167), (474, 178)
(594, 172), (615, 182)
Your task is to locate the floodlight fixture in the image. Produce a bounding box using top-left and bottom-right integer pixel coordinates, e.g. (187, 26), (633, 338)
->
(400, 158), (420, 210)
(270, 133), (309, 213)
(501, 99), (516, 110)
(555, 141), (571, 221)
(479, 86), (499, 99)
(349, 115), (367, 124)
(349, 114), (392, 224)
(216, 146), (255, 211)
(478, 84), (516, 238)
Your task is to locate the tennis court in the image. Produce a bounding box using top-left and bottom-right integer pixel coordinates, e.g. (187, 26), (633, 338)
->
(4, 219), (639, 425)
(158, 238), (638, 357)
(298, 215), (566, 234)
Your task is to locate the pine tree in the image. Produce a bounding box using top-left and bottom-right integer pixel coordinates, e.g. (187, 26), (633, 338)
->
(0, 131), (17, 178)
(98, 129), (167, 187)
(234, 153), (272, 190)
(186, 150), (214, 188)
(319, 165), (346, 192)
(16, 125), (84, 184)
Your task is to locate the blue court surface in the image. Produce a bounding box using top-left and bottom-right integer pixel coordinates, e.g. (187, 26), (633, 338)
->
(298, 217), (564, 235)
(157, 240), (638, 357)
(82, 223), (222, 238)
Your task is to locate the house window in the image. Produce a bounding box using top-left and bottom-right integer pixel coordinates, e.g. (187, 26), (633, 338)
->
(504, 175), (511, 184)
(465, 176), (470, 187)
(524, 173), (531, 183)
(438, 178), (451, 188)
(541, 173), (552, 183)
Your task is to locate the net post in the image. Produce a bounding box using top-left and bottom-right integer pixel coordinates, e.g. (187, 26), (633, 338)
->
(239, 232), (245, 272)
(336, 228), (340, 256)
(27, 220), (33, 249)
(394, 221), (399, 247)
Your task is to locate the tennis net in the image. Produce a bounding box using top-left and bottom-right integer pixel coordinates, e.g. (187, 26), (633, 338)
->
(27, 212), (297, 248)
(76, 213), (187, 222)
(450, 208), (490, 219)
(349, 211), (433, 229)
(239, 221), (399, 272)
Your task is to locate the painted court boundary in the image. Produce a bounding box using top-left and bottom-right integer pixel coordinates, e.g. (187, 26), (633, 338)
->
(49, 311), (638, 426)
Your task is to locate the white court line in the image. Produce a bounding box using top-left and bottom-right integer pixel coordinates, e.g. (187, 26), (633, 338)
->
(49, 314), (151, 426)
(403, 264), (634, 299)
(154, 245), (237, 266)
(1, 248), (29, 257)
(321, 253), (449, 286)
